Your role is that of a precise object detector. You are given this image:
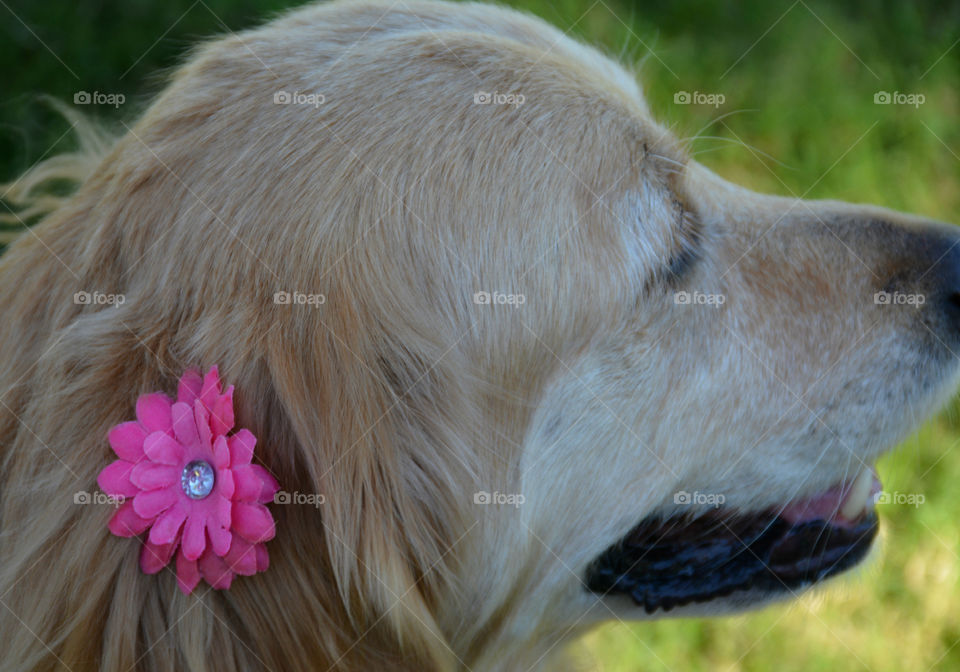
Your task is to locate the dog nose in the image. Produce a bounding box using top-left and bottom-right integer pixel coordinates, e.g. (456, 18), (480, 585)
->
(937, 243), (960, 327)
(885, 222), (960, 336)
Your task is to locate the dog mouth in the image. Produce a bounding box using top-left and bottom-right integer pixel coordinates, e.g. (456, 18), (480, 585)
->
(585, 467), (882, 614)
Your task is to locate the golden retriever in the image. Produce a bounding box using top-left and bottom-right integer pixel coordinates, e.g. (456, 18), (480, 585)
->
(1, 1), (957, 670)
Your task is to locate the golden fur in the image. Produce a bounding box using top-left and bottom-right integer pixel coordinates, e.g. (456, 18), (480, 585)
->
(1, 1), (956, 670)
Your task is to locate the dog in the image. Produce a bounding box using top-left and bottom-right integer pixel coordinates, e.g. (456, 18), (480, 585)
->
(1, 1), (957, 670)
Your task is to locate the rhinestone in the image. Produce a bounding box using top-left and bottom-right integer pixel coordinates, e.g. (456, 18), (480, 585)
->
(181, 460), (215, 499)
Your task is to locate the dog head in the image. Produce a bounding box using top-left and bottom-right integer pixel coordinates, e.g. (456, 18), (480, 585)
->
(1, 1), (957, 670)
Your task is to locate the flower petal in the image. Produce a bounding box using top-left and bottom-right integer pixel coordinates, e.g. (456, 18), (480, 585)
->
(216, 467), (234, 499)
(198, 550), (233, 590)
(182, 512), (207, 561)
(130, 462), (178, 491)
(133, 487), (177, 519)
(255, 544), (270, 572)
(224, 538), (257, 576)
(199, 366), (222, 409)
(195, 401), (212, 449)
(143, 432), (183, 465)
(233, 502), (275, 544)
(232, 465), (264, 501)
(136, 392), (173, 434)
(148, 501), (189, 546)
(140, 540), (176, 574)
(108, 500), (152, 537)
(206, 517), (232, 557)
(212, 435), (230, 470)
(171, 402), (198, 447)
(250, 465), (280, 503)
(176, 552), (202, 595)
(177, 368), (203, 406)
(210, 386), (235, 436)
(227, 429), (255, 467)
(107, 422), (147, 461)
(216, 494), (232, 528)
(97, 460), (139, 498)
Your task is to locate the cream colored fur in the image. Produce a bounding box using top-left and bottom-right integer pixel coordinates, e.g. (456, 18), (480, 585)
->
(0, 1), (955, 670)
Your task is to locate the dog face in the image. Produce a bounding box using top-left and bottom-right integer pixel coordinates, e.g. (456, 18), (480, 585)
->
(1, 1), (957, 670)
(511, 168), (960, 629)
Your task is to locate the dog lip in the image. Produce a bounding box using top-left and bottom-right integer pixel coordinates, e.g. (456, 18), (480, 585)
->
(584, 482), (881, 614)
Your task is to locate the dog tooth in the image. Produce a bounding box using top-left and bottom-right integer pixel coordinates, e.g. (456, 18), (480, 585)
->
(840, 468), (873, 520)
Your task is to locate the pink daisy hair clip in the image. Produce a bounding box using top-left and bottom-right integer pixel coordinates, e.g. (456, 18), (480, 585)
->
(97, 366), (280, 594)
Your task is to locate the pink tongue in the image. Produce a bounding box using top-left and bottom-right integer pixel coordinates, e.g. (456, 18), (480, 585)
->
(779, 470), (881, 528)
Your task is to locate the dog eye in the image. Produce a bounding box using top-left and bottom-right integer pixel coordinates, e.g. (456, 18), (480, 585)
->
(665, 241), (700, 281)
(664, 202), (702, 282)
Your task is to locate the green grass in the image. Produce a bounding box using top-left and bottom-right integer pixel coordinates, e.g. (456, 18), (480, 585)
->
(3, 0), (960, 669)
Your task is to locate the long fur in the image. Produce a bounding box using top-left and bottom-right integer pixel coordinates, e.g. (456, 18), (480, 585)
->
(0, 1), (955, 670)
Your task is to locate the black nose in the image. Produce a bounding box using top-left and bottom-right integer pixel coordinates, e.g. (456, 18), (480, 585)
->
(882, 221), (960, 338)
(939, 244), (960, 326)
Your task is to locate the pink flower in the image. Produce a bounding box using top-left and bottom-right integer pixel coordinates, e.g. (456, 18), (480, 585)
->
(98, 366), (280, 594)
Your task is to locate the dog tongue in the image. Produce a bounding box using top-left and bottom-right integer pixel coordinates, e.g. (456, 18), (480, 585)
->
(779, 467), (881, 528)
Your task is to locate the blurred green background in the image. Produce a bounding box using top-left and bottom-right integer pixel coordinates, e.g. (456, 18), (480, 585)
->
(3, 0), (959, 670)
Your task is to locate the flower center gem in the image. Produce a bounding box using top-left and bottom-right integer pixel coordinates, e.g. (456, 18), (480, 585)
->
(181, 460), (215, 499)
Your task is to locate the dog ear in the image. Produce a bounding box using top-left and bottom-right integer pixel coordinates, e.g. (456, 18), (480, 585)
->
(258, 280), (479, 670)
(0, 276), (468, 670)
